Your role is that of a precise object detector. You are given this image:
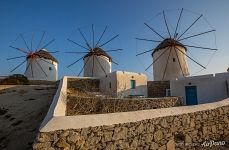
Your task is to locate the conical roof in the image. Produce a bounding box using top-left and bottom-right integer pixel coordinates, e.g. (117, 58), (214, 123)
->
(152, 38), (186, 57)
(33, 49), (58, 63)
(84, 47), (112, 61)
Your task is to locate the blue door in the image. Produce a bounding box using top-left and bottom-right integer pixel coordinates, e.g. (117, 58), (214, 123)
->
(185, 86), (198, 105)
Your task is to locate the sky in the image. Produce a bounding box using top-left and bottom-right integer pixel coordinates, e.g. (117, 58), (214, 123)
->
(0, 0), (229, 80)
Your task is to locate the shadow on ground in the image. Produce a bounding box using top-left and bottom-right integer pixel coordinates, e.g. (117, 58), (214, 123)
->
(0, 85), (57, 150)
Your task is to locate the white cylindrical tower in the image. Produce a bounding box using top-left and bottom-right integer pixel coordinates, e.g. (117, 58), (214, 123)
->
(153, 38), (189, 81)
(24, 49), (58, 81)
(83, 47), (112, 77)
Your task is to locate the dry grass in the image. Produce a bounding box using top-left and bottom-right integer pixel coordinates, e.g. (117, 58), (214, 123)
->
(66, 94), (181, 115)
(67, 88), (91, 98)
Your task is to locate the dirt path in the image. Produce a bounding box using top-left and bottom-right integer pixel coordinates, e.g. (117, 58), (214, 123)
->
(0, 85), (57, 150)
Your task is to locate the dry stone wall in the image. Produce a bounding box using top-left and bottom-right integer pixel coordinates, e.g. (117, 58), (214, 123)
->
(67, 78), (100, 92)
(67, 78), (181, 115)
(33, 105), (229, 150)
(66, 97), (182, 115)
(148, 81), (170, 98)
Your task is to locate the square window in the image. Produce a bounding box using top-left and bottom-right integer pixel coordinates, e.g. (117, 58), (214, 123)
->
(131, 80), (136, 89)
(173, 58), (176, 62)
(49, 67), (52, 71)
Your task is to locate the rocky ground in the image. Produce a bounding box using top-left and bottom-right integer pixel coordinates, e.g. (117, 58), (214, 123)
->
(0, 85), (57, 150)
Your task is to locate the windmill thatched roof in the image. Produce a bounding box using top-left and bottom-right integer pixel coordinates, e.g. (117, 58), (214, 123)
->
(84, 47), (112, 61)
(34, 49), (58, 63)
(152, 38), (187, 57)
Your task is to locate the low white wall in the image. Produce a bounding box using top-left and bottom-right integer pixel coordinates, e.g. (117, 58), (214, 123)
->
(171, 72), (229, 105)
(40, 95), (229, 132)
(39, 76), (67, 130)
(39, 76), (229, 133)
(40, 76), (101, 130)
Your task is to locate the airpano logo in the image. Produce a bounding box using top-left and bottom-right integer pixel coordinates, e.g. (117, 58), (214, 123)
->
(201, 140), (226, 147)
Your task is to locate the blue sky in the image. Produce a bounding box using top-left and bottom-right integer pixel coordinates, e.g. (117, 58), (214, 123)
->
(0, 0), (229, 80)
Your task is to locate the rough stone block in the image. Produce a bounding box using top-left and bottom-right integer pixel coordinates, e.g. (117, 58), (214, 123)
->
(154, 130), (163, 142)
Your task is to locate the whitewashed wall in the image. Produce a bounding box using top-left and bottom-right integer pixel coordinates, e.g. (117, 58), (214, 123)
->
(99, 72), (117, 97)
(24, 58), (58, 81)
(84, 55), (111, 77)
(100, 71), (148, 98)
(153, 46), (189, 81)
(170, 72), (229, 104)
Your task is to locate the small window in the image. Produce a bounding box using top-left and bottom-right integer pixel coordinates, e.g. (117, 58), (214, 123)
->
(173, 58), (176, 62)
(131, 80), (136, 89)
(109, 82), (111, 88)
(166, 89), (171, 96)
(49, 67), (52, 71)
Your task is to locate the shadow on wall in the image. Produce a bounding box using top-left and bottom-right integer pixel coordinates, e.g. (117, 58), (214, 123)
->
(147, 81), (170, 98)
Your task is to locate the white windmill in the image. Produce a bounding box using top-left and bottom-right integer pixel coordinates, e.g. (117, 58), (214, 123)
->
(24, 49), (58, 81)
(136, 8), (217, 81)
(83, 47), (112, 77)
(66, 24), (121, 77)
(7, 31), (58, 81)
(152, 38), (189, 80)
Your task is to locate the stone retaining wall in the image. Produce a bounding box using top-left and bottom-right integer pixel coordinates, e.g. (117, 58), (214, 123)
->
(67, 78), (100, 92)
(33, 102), (229, 150)
(66, 97), (182, 115)
(148, 81), (170, 98)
